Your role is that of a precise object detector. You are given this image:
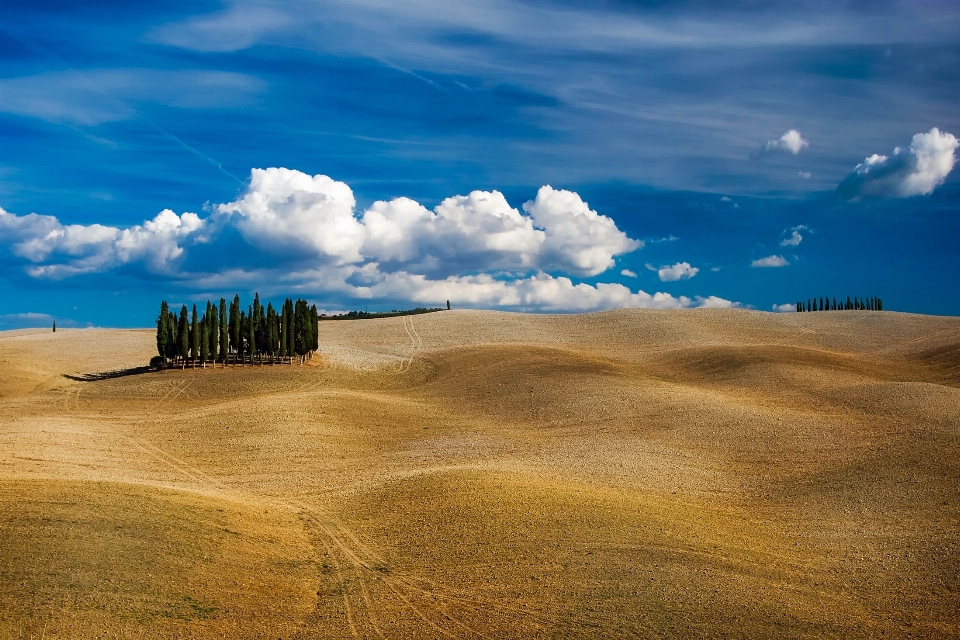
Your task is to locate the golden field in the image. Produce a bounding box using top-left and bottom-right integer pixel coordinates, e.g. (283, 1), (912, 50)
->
(1, 309), (958, 638)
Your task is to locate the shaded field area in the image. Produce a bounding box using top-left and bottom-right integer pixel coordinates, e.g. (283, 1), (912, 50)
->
(1, 309), (958, 638)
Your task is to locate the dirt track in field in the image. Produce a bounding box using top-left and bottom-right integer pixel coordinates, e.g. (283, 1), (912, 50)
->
(1, 308), (959, 638)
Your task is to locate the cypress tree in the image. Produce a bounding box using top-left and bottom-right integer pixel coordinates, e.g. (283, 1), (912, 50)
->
(266, 303), (277, 363)
(178, 305), (189, 366)
(877, 297), (883, 311)
(248, 304), (257, 363)
(200, 313), (210, 365)
(219, 298), (228, 364)
(190, 304), (200, 364)
(808, 299), (812, 312)
(208, 301), (219, 365)
(285, 298), (295, 362)
(229, 294), (240, 359)
(310, 304), (319, 353)
(237, 310), (247, 364)
(294, 299), (306, 361)
(52, 321), (56, 332)
(166, 311), (177, 360)
(157, 301), (170, 365)
(279, 302), (287, 360)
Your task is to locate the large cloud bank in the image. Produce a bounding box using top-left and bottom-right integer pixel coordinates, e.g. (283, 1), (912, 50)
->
(838, 128), (958, 199)
(0, 168), (736, 312)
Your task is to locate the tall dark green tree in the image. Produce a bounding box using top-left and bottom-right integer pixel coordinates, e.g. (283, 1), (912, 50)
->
(310, 304), (319, 353)
(157, 301), (170, 364)
(190, 304), (200, 363)
(207, 300), (219, 364)
(266, 302), (277, 362)
(219, 298), (228, 364)
(248, 305), (257, 363)
(284, 298), (295, 361)
(279, 299), (289, 360)
(166, 310), (177, 361)
(178, 305), (189, 365)
(200, 312), (210, 364)
(229, 294), (241, 358)
(237, 310), (247, 364)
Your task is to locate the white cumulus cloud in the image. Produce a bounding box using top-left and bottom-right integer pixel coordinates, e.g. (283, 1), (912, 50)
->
(523, 186), (642, 276)
(838, 128), (958, 198)
(765, 129), (809, 155)
(216, 167), (365, 263)
(0, 168), (744, 312)
(780, 224), (810, 247)
(772, 303), (796, 313)
(656, 261), (698, 281)
(0, 206), (202, 278)
(620, 268), (637, 277)
(751, 255), (789, 268)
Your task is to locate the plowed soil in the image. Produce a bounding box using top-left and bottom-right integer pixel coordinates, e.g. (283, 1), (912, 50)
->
(1, 309), (958, 638)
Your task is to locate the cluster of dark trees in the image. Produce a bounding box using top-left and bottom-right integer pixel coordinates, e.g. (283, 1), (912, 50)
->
(796, 296), (883, 312)
(155, 294), (319, 368)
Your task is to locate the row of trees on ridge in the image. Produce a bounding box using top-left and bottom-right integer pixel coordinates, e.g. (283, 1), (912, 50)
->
(155, 294), (319, 368)
(796, 296), (882, 312)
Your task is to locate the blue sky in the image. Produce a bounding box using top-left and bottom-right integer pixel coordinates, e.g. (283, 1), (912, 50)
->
(1, 0), (959, 327)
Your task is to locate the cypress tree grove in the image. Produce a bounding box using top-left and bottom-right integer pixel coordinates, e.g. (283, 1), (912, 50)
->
(219, 298), (228, 364)
(157, 301), (170, 365)
(178, 305), (189, 367)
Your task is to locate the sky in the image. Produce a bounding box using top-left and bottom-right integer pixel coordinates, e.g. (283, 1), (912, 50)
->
(1, 0), (959, 328)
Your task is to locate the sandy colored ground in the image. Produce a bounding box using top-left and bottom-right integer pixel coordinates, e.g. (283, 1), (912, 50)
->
(1, 309), (958, 638)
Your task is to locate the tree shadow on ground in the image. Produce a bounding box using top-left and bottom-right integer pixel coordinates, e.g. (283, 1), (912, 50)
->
(62, 366), (154, 382)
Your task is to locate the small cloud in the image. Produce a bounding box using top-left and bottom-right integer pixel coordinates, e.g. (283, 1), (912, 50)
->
(620, 269), (637, 278)
(837, 128), (958, 199)
(799, 172), (811, 179)
(763, 129), (809, 155)
(752, 255), (789, 268)
(720, 196), (732, 202)
(657, 261), (699, 282)
(645, 235), (678, 244)
(772, 303), (796, 313)
(780, 224), (811, 247)
(710, 266), (721, 272)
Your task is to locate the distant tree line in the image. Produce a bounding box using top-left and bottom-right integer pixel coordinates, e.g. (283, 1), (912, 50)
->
(796, 296), (883, 313)
(321, 306), (446, 321)
(155, 294), (319, 368)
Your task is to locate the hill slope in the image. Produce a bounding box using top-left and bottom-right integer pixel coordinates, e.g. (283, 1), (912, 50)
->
(1, 309), (958, 638)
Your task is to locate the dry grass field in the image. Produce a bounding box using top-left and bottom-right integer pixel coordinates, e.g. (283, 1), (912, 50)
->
(1, 308), (959, 638)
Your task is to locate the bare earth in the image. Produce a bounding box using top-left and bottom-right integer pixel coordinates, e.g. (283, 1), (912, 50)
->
(1, 309), (958, 638)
